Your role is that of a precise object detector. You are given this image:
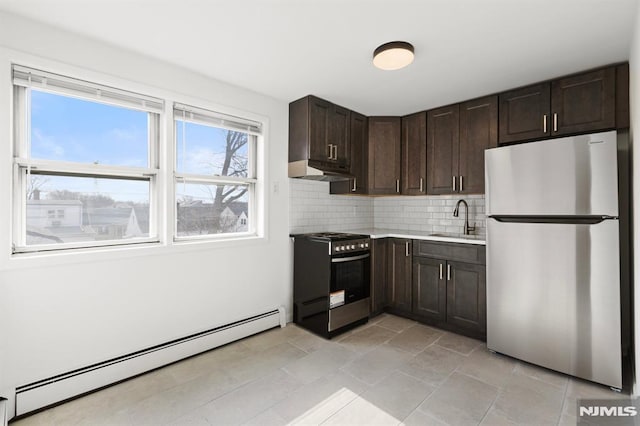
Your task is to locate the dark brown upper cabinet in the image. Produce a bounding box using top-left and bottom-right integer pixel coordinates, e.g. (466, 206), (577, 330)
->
(498, 82), (551, 144)
(499, 66), (619, 144)
(401, 112), (427, 195)
(330, 112), (368, 194)
(459, 96), (498, 194)
(426, 105), (459, 195)
(427, 96), (496, 195)
(289, 95), (350, 172)
(329, 103), (351, 167)
(551, 67), (615, 136)
(367, 117), (402, 195)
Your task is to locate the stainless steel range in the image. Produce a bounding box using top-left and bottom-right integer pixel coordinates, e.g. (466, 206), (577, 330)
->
(293, 232), (370, 338)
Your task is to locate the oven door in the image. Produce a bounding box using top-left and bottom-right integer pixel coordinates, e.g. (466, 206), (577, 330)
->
(330, 251), (370, 308)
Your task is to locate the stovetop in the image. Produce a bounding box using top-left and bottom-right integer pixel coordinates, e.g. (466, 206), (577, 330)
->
(297, 232), (368, 242)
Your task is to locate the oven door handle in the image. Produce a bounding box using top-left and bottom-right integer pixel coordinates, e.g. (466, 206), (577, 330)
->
(331, 253), (370, 263)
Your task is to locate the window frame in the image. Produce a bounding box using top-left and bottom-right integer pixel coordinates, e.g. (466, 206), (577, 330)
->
(172, 103), (261, 242)
(11, 66), (163, 254)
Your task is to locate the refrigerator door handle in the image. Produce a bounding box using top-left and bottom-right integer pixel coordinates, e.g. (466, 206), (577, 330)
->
(489, 215), (618, 225)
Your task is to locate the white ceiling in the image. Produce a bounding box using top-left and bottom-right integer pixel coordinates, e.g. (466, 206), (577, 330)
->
(0, 0), (638, 116)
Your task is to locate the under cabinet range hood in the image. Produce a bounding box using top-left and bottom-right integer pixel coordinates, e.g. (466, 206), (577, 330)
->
(288, 160), (352, 181)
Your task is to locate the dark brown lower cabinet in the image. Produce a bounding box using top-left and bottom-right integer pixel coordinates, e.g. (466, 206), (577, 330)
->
(387, 238), (412, 312)
(370, 238), (388, 316)
(412, 256), (486, 338)
(446, 260), (486, 336)
(411, 241), (486, 339)
(373, 238), (487, 340)
(412, 256), (446, 322)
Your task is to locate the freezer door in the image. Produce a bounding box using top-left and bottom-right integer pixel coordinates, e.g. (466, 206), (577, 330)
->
(487, 218), (621, 388)
(485, 131), (618, 216)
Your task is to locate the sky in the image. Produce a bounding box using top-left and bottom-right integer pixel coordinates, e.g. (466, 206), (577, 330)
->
(29, 89), (248, 203)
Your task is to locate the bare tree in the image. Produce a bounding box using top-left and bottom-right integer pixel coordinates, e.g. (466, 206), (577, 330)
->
(26, 175), (49, 200)
(212, 130), (248, 215)
(176, 130), (249, 235)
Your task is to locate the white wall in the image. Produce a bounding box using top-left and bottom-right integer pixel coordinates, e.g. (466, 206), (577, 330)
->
(0, 11), (290, 411)
(630, 0), (640, 396)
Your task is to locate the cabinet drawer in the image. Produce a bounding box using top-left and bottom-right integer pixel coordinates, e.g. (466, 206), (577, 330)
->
(413, 240), (485, 264)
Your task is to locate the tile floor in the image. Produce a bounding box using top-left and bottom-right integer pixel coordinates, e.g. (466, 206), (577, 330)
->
(11, 314), (629, 426)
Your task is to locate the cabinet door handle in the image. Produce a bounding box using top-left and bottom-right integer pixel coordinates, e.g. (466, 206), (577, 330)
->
(459, 176), (463, 192)
(420, 177), (424, 192)
(452, 176), (457, 192)
(543, 114), (548, 133)
(396, 179), (400, 193)
(553, 113), (558, 132)
(439, 263), (443, 280)
(405, 241), (410, 257)
(332, 144), (338, 160)
(447, 264), (451, 281)
(327, 144), (332, 160)
(352, 178), (357, 192)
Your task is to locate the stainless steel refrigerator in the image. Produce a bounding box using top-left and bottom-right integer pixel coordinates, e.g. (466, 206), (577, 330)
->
(485, 130), (622, 389)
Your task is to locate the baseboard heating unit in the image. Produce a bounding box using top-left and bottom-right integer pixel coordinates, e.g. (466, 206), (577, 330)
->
(14, 308), (285, 416)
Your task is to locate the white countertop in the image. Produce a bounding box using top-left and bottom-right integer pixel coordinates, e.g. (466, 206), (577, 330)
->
(341, 228), (486, 245)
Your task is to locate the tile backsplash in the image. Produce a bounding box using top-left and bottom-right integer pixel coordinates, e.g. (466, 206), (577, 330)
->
(289, 179), (374, 234)
(289, 179), (486, 237)
(374, 194), (486, 236)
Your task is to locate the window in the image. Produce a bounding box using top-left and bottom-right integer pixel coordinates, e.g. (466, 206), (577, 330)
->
(173, 103), (261, 239)
(12, 65), (163, 252)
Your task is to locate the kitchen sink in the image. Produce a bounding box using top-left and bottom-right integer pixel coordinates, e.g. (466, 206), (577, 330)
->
(429, 233), (484, 240)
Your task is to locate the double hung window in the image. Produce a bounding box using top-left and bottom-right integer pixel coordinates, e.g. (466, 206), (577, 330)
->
(173, 103), (260, 239)
(11, 65), (264, 254)
(12, 66), (163, 252)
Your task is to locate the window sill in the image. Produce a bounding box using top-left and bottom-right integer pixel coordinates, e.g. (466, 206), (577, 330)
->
(3, 234), (267, 270)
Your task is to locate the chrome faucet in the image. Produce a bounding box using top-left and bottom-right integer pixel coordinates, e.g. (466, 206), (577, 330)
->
(453, 199), (476, 235)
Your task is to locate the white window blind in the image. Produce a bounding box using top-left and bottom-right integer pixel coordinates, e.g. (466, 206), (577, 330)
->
(174, 103), (262, 135)
(13, 65), (164, 113)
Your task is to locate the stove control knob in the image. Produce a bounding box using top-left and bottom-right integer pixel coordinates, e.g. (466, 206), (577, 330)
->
(365, 242), (369, 248)
(350, 244), (355, 249)
(335, 246), (341, 252)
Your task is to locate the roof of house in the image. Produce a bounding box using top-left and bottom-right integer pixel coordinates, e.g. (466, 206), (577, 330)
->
(225, 202), (248, 217)
(83, 207), (135, 226)
(27, 200), (82, 206)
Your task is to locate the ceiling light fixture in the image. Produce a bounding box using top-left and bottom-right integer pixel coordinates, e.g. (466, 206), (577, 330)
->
(373, 41), (415, 71)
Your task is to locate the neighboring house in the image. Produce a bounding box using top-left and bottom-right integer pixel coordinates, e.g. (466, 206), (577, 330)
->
(177, 200), (248, 234)
(26, 199), (83, 229)
(26, 199), (93, 245)
(26, 199), (144, 244)
(83, 206), (144, 239)
(220, 202), (249, 232)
